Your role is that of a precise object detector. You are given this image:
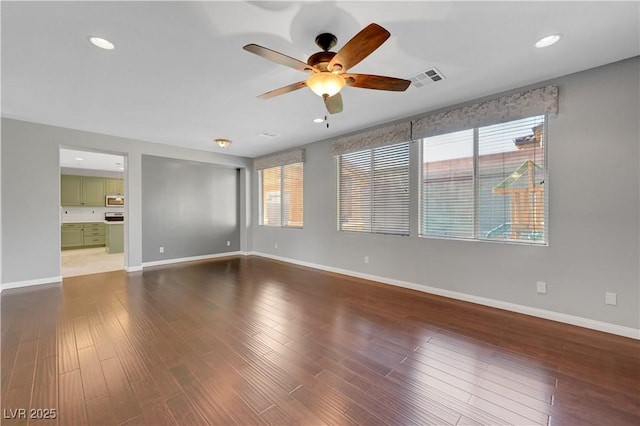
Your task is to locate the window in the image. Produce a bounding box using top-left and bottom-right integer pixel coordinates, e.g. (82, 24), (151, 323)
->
(260, 163), (303, 227)
(421, 115), (547, 244)
(338, 142), (410, 235)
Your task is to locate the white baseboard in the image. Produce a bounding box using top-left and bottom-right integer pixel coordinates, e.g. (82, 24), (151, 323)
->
(142, 251), (246, 269)
(124, 265), (143, 272)
(1, 276), (62, 292)
(247, 251), (640, 340)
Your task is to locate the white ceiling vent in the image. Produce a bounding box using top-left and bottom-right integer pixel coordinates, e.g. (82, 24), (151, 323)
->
(257, 130), (280, 138)
(408, 67), (445, 88)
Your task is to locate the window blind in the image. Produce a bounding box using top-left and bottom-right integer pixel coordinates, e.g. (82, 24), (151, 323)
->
(338, 142), (409, 235)
(260, 163), (304, 227)
(478, 115), (545, 242)
(261, 166), (282, 226)
(422, 129), (474, 238)
(282, 162), (304, 227)
(420, 115), (547, 244)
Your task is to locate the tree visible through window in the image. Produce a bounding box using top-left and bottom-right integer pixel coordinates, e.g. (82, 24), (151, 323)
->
(421, 115), (547, 244)
(260, 163), (303, 227)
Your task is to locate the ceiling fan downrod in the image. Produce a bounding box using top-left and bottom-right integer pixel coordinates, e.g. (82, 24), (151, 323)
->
(315, 33), (337, 51)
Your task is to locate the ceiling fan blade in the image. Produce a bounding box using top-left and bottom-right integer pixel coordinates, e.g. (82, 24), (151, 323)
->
(243, 44), (317, 73)
(328, 23), (390, 72)
(343, 74), (411, 91)
(257, 81), (307, 99)
(324, 93), (343, 114)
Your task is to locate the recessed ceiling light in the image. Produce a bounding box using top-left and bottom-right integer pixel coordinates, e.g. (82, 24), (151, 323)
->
(89, 36), (115, 50)
(313, 118), (324, 123)
(535, 34), (562, 48)
(74, 157), (84, 161)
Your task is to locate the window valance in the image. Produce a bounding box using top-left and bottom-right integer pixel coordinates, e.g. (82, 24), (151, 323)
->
(330, 86), (556, 155)
(254, 148), (305, 171)
(412, 85), (558, 140)
(331, 121), (411, 156)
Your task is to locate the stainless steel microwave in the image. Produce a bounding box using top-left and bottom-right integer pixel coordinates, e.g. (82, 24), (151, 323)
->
(105, 195), (124, 207)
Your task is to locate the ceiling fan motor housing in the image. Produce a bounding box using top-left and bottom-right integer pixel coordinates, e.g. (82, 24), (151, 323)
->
(307, 51), (336, 71)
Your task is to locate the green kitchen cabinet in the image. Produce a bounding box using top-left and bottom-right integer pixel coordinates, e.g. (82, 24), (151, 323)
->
(61, 175), (106, 206)
(105, 223), (124, 253)
(61, 175), (83, 206)
(82, 177), (106, 206)
(83, 222), (105, 246)
(105, 178), (124, 195)
(61, 227), (84, 248)
(61, 222), (106, 249)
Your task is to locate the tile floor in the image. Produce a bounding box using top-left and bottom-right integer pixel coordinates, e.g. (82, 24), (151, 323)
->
(61, 246), (124, 277)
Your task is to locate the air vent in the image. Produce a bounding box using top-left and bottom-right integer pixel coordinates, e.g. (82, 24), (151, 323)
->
(408, 67), (445, 88)
(257, 131), (280, 138)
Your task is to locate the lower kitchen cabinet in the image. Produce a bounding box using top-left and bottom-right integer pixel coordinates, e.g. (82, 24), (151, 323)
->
(61, 228), (84, 248)
(105, 223), (124, 253)
(83, 235), (106, 246)
(61, 222), (106, 249)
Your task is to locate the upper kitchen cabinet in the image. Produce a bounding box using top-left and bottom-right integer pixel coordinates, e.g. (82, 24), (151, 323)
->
(61, 175), (82, 205)
(105, 178), (124, 195)
(61, 175), (106, 207)
(83, 177), (106, 206)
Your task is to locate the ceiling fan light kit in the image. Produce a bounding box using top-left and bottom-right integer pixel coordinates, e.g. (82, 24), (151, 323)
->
(243, 23), (411, 115)
(306, 72), (346, 98)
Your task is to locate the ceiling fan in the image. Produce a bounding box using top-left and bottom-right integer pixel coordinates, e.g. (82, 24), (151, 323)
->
(243, 23), (411, 114)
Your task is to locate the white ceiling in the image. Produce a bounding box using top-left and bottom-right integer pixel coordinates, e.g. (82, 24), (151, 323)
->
(2, 1), (638, 159)
(60, 148), (125, 172)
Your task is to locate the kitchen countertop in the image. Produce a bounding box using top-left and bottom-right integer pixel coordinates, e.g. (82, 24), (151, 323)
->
(104, 221), (125, 225)
(61, 220), (104, 224)
(61, 220), (125, 224)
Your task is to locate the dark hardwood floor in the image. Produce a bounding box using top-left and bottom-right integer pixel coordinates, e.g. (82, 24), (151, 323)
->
(1, 255), (639, 425)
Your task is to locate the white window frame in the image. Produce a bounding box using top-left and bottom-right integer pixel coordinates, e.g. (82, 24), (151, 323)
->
(419, 115), (549, 245)
(259, 163), (304, 228)
(337, 141), (410, 236)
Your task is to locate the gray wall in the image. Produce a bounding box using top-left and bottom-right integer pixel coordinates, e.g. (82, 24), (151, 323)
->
(1, 119), (250, 284)
(251, 57), (640, 330)
(141, 155), (240, 262)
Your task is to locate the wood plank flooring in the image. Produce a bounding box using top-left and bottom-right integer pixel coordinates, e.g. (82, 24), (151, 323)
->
(1, 255), (639, 425)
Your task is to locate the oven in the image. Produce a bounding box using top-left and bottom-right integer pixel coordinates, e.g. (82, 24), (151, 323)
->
(105, 212), (124, 222)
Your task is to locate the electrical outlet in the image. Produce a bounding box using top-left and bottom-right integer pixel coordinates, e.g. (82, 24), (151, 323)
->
(536, 281), (547, 294)
(226, 241), (230, 247)
(159, 246), (164, 253)
(605, 292), (617, 306)
(364, 256), (369, 264)
(274, 243), (278, 249)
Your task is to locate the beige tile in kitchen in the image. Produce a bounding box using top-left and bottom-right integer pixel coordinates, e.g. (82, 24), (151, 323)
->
(61, 247), (124, 277)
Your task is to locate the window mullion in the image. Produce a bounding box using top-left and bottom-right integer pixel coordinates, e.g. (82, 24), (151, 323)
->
(259, 170), (263, 226)
(280, 165), (285, 227)
(369, 148), (374, 233)
(473, 127), (479, 239)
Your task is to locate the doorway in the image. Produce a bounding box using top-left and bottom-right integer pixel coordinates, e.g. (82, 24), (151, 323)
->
(60, 147), (126, 277)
